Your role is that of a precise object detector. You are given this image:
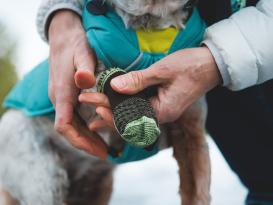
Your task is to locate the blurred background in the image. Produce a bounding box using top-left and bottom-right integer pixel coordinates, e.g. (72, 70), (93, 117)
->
(0, 1), (247, 204)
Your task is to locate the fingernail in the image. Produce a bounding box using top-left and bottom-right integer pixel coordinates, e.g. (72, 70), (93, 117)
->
(111, 77), (127, 89)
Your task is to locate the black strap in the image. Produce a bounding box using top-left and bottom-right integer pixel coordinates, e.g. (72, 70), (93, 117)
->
(197, 0), (259, 26)
(197, 0), (232, 26)
(86, 0), (108, 15)
(246, 0), (259, 6)
(184, 0), (199, 11)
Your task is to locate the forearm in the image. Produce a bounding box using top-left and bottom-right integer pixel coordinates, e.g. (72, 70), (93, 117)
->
(203, 0), (273, 90)
(37, 0), (83, 42)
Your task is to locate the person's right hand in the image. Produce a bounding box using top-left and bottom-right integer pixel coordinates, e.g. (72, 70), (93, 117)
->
(48, 10), (107, 159)
(110, 47), (220, 123)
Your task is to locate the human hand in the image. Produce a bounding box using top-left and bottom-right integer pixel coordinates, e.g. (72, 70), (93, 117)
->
(48, 10), (107, 159)
(79, 92), (115, 132)
(110, 47), (221, 123)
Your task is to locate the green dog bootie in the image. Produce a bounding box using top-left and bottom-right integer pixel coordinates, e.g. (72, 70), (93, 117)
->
(97, 68), (160, 148)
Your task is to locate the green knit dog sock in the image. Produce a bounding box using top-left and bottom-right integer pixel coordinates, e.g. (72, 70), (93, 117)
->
(97, 68), (160, 148)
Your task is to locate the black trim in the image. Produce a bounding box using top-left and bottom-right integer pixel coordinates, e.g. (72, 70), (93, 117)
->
(197, 0), (232, 26)
(86, 0), (108, 15)
(246, 0), (259, 6)
(184, 0), (199, 11)
(197, 0), (259, 26)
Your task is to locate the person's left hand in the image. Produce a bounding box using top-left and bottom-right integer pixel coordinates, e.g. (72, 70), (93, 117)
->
(48, 10), (108, 159)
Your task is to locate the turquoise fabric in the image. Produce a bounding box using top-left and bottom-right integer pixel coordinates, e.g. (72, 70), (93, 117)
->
(82, 5), (206, 70)
(3, 60), (55, 117)
(3, 2), (206, 164)
(231, 0), (246, 12)
(107, 143), (159, 164)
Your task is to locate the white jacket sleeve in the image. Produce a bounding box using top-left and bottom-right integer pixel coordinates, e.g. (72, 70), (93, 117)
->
(36, 0), (83, 42)
(204, 0), (273, 91)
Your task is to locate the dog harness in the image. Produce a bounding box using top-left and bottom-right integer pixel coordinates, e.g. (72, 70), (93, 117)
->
(4, 0), (206, 163)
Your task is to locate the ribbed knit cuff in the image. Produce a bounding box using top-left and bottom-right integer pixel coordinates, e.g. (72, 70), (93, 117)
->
(36, 0), (83, 42)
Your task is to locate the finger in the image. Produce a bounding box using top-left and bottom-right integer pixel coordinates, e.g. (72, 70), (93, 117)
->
(72, 114), (108, 159)
(55, 106), (108, 159)
(74, 37), (97, 89)
(96, 106), (114, 127)
(54, 101), (106, 158)
(74, 70), (96, 89)
(55, 100), (75, 130)
(79, 92), (110, 108)
(83, 131), (108, 159)
(48, 59), (56, 104)
(89, 119), (110, 131)
(49, 48), (77, 106)
(110, 65), (169, 94)
(59, 122), (108, 159)
(48, 81), (56, 105)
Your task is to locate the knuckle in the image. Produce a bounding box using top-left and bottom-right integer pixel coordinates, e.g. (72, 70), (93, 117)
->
(130, 71), (144, 90)
(102, 97), (110, 107)
(54, 82), (66, 90)
(157, 63), (172, 77)
(54, 123), (65, 134)
(54, 118), (70, 134)
(149, 63), (172, 83)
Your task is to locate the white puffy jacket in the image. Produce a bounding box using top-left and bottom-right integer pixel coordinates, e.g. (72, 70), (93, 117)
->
(37, 0), (273, 91)
(204, 0), (273, 90)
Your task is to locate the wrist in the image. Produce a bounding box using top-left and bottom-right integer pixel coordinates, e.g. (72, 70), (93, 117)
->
(48, 10), (84, 45)
(193, 47), (221, 91)
(202, 40), (231, 87)
(202, 47), (221, 90)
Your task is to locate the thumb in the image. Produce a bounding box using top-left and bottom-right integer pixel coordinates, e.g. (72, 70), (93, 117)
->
(74, 39), (97, 89)
(110, 66), (168, 95)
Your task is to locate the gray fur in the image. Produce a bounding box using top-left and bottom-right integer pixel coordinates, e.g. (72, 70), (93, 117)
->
(0, 110), (68, 205)
(0, 110), (114, 205)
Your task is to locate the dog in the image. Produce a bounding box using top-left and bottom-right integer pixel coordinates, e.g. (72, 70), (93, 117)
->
(0, 0), (210, 204)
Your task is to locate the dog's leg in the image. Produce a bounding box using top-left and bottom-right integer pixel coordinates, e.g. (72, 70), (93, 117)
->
(65, 160), (114, 205)
(169, 98), (211, 205)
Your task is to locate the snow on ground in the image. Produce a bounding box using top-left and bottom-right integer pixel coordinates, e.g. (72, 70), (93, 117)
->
(1, 2), (247, 204)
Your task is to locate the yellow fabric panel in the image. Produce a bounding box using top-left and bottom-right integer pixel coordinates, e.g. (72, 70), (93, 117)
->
(136, 27), (179, 53)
